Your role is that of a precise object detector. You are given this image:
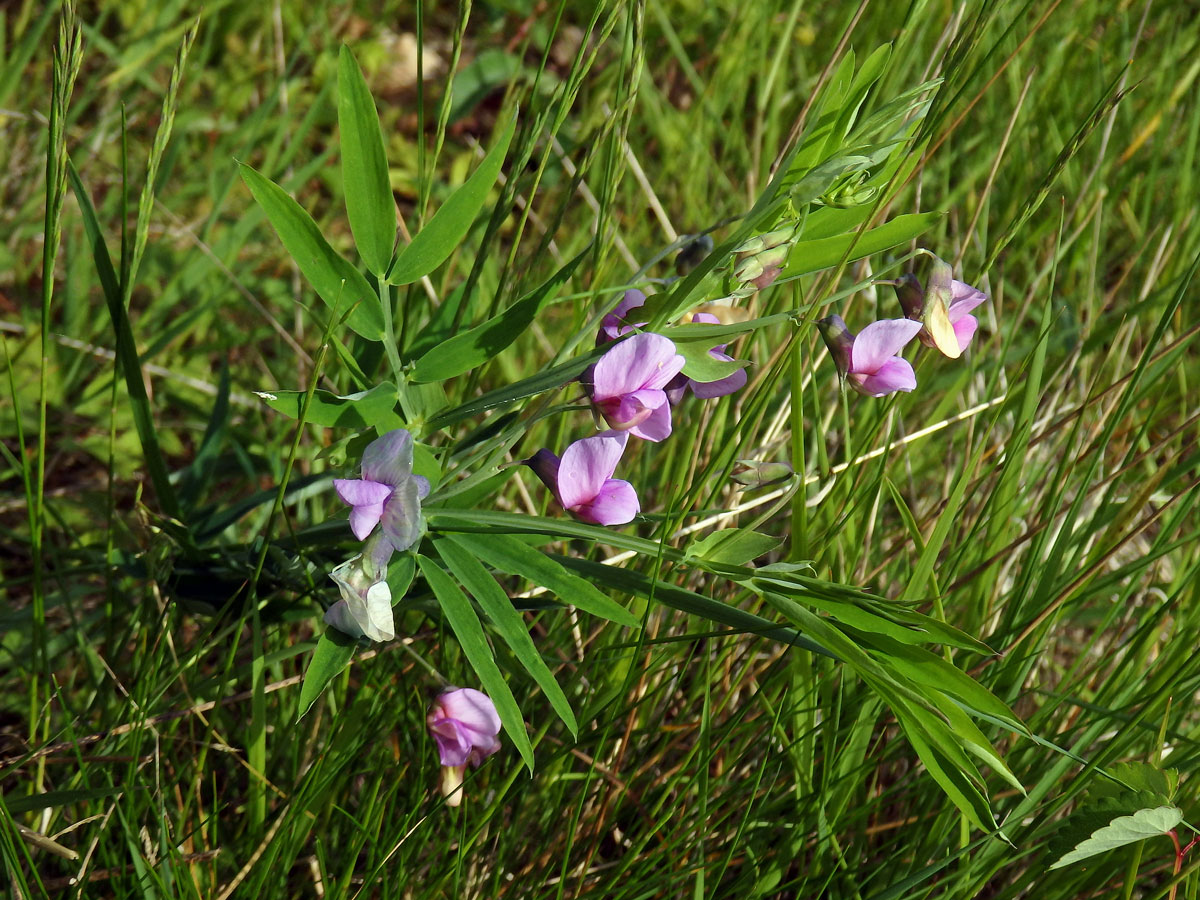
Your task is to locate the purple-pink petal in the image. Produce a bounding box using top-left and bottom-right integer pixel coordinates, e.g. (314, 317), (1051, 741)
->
(557, 432), (627, 509)
(598, 290), (648, 343)
(629, 402), (673, 442)
(437, 687), (502, 735)
(852, 357), (917, 396)
(592, 333), (686, 398)
(360, 429), (414, 485)
(948, 282), (987, 323)
(379, 477), (424, 553)
(952, 315), (979, 351)
(850, 319), (922, 374)
(572, 478), (640, 525)
(335, 478), (393, 540)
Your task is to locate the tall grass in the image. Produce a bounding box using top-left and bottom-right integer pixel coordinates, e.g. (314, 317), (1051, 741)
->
(2, 0), (1199, 897)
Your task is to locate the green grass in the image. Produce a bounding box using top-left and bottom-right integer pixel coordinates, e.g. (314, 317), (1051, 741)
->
(4, 0), (1200, 897)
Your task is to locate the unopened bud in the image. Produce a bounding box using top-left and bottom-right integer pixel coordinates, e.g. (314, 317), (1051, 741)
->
(733, 223), (798, 256)
(675, 234), (714, 276)
(893, 273), (924, 320)
(732, 459), (794, 489)
(816, 315), (853, 380)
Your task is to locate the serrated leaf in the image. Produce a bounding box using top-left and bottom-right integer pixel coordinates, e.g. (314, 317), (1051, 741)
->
(240, 163), (385, 339)
(387, 113), (517, 285)
(686, 529), (782, 566)
(338, 45), (395, 275)
(296, 627), (357, 721)
(435, 538), (577, 736)
(410, 244), (587, 383)
(448, 533), (639, 628)
(1049, 807), (1183, 870)
(417, 555), (535, 772)
(256, 382), (402, 429)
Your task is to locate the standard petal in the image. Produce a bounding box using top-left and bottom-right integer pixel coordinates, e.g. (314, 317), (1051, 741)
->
(630, 401), (673, 442)
(592, 333), (686, 398)
(953, 314), (979, 351)
(574, 478), (639, 525)
(558, 433), (628, 509)
(380, 478), (425, 553)
(854, 357), (917, 396)
(361, 429), (414, 485)
(438, 688), (502, 737)
(949, 281), (988, 321)
(851, 319), (922, 373)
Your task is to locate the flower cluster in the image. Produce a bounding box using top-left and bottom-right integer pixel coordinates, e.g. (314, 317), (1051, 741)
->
(817, 254), (987, 397)
(326, 429), (430, 642)
(526, 289), (748, 525)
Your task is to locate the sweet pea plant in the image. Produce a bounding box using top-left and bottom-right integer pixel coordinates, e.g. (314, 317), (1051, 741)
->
(227, 43), (1034, 823)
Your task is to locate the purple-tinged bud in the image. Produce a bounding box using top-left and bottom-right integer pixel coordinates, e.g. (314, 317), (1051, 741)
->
(732, 460), (794, 489)
(893, 273), (925, 320)
(675, 234), (713, 276)
(750, 266), (782, 291)
(816, 315), (854, 380)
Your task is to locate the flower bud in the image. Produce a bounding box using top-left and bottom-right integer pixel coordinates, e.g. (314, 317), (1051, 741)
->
(892, 273), (925, 320)
(816, 315), (854, 380)
(732, 460), (794, 489)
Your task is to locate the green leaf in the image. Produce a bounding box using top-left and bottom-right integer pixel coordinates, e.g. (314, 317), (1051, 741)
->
(676, 339), (750, 383)
(338, 45), (395, 276)
(410, 245), (588, 383)
(417, 555), (535, 771)
(387, 113), (517, 285)
(6, 787), (126, 815)
(239, 162), (384, 339)
(425, 342), (608, 430)
(256, 382), (402, 429)
(686, 529), (782, 567)
(435, 538), (577, 736)
(296, 627), (357, 721)
(785, 212), (942, 279)
(447, 533), (640, 628)
(1050, 807), (1183, 870)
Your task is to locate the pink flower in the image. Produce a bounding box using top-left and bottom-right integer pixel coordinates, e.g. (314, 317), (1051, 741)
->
(817, 315), (922, 397)
(334, 430), (430, 556)
(427, 687), (502, 807)
(589, 333), (685, 441)
(893, 267), (988, 356)
(597, 289), (648, 345)
(526, 432), (640, 526)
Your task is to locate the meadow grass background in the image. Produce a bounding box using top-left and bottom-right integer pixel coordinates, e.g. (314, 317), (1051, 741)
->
(3, 0), (1200, 897)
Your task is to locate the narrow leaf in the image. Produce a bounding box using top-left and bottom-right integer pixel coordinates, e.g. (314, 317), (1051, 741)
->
(686, 529), (782, 567)
(296, 628), (357, 720)
(410, 245), (588, 383)
(417, 555), (535, 771)
(338, 45), (395, 275)
(255, 382), (402, 429)
(447, 533), (639, 628)
(239, 162), (385, 339)
(435, 538), (577, 736)
(785, 212), (943, 279)
(387, 113), (517, 285)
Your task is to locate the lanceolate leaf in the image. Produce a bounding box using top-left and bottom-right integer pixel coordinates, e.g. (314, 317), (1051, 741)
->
(387, 112), (517, 285)
(240, 163), (385, 339)
(785, 212), (942, 279)
(338, 45), (395, 276)
(1050, 807), (1184, 870)
(448, 532), (639, 628)
(410, 245), (589, 383)
(255, 382), (402, 429)
(296, 628), (357, 721)
(435, 538), (577, 736)
(417, 555), (535, 771)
